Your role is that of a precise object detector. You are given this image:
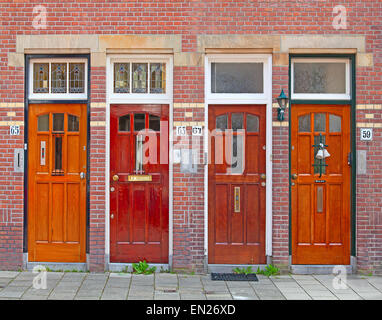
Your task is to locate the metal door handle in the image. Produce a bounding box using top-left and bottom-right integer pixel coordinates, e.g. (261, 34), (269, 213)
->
(110, 214), (114, 219)
(112, 174), (119, 181)
(80, 172), (85, 179)
(260, 173), (266, 180)
(291, 173), (298, 180)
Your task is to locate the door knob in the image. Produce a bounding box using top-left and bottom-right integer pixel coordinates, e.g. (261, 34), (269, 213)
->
(80, 172), (85, 179)
(110, 214), (114, 219)
(291, 173), (298, 180)
(112, 174), (119, 181)
(260, 173), (266, 180)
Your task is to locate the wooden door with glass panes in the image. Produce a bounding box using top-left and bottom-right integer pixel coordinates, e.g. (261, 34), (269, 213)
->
(28, 104), (87, 262)
(110, 105), (169, 263)
(291, 105), (351, 265)
(208, 105), (266, 264)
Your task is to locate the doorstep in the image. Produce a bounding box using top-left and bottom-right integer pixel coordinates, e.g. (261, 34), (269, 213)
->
(108, 263), (169, 273)
(208, 264), (267, 274)
(290, 265), (353, 275)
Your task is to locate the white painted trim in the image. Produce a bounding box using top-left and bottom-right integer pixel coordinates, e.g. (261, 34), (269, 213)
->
(204, 53), (273, 262)
(291, 58), (351, 100)
(105, 54), (173, 266)
(28, 58), (88, 100)
(206, 54), (270, 103)
(108, 55), (172, 104)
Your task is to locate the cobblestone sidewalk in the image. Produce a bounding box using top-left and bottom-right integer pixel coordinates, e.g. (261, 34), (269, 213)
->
(0, 271), (381, 300)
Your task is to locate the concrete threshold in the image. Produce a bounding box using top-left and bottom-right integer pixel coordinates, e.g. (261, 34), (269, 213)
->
(290, 265), (353, 275)
(108, 263), (169, 273)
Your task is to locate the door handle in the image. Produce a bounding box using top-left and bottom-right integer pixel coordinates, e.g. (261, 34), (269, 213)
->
(112, 174), (119, 181)
(291, 173), (298, 180)
(110, 213), (114, 219)
(80, 172), (85, 179)
(260, 173), (266, 180)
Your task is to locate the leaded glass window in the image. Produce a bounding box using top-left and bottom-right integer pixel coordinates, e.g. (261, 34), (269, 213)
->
(150, 63), (166, 93)
(31, 61), (87, 97)
(69, 63), (85, 93)
(33, 63), (49, 93)
(51, 63), (67, 93)
(114, 63), (130, 93)
(132, 63), (148, 93)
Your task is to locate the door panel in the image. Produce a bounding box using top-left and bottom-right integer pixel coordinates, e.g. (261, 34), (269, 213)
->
(28, 104), (87, 262)
(208, 105), (266, 264)
(291, 105), (351, 265)
(110, 104), (169, 263)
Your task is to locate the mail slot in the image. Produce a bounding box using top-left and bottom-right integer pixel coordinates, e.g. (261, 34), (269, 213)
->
(128, 175), (152, 182)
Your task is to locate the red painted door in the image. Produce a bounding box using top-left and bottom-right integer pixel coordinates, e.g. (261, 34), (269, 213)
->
(28, 104), (87, 262)
(291, 105), (351, 264)
(208, 105), (266, 264)
(110, 104), (169, 263)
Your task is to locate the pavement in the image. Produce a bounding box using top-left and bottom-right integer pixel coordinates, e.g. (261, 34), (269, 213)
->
(0, 271), (381, 300)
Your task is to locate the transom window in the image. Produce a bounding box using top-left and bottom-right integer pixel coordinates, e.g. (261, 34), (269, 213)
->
(113, 62), (166, 94)
(29, 59), (87, 100)
(291, 58), (351, 100)
(206, 54), (271, 103)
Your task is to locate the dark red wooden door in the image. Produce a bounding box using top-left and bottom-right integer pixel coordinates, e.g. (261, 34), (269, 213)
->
(208, 105), (266, 264)
(110, 104), (169, 263)
(291, 105), (351, 264)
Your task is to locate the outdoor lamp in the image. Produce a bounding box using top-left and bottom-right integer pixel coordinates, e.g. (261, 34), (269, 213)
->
(276, 89), (289, 121)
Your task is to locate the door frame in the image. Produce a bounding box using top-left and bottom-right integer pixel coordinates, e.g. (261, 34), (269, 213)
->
(288, 53), (357, 263)
(204, 54), (273, 264)
(105, 54), (174, 268)
(23, 54), (91, 258)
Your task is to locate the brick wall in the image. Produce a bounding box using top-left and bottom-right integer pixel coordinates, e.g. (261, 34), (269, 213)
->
(0, 0), (380, 273)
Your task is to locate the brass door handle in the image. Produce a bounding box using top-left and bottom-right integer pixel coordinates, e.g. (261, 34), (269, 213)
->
(112, 174), (119, 181)
(291, 173), (298, 180)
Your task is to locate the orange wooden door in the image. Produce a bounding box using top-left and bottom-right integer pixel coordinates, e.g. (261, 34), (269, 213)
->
(28, 104), (87, 262)
(208, 105), (266, 264)
(291, 105), (351, 265)
(110, 104), (169, 263)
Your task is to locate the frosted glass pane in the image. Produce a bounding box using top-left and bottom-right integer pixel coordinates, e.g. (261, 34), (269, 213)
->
(216, 114), (228, 130)
(314, 113), (326, 132)
(38, 114), (49, 131)
(329, 114), (341, 133)
(294, 62), (346, 94)
(298, 114), (311, 132)
(211, 63), (263, 93)
(119, 115), (130, 132)
(247, 114), (259, 132)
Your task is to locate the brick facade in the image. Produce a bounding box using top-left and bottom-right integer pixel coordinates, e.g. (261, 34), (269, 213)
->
(0, 0), (381, 274)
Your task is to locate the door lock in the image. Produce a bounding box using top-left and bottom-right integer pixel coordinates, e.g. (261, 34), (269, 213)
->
(110, 187), (115, 192)
(80, 172), (85, 179)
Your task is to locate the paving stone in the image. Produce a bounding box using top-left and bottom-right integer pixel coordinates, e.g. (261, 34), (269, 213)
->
(180, 293), (206, 300)
(154, 292), (180, 300)
(0, 272), (19, 278)
(311, 296), (338, 300)
(109, 272), (132, 278)
(206, 294), (233, 300)
(282, 293), (312, 300)
(48, 293), (75, 300)
(75, 296), (101, 300)
(232, 294), (259, 300)
(128, 294), (154, 300)
(21, 294), (49, 300)
(8, 280), (34, 287)
(0, 289), (28, 298)
(335, 293), (363, 300)
(14, 272), (36, 280)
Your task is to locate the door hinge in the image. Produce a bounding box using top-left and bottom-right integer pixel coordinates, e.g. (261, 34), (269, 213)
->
(347, 152), (352, 166)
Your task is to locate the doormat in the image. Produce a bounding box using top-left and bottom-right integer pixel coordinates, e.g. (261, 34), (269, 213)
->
(211, 273), (258, 281)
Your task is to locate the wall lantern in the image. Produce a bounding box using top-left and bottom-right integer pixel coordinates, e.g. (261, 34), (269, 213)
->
(276, 89), (289, 121)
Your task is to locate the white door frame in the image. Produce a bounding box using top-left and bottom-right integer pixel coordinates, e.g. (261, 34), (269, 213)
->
(105, 54), (174, 268)
(204, 54), (273, 264)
